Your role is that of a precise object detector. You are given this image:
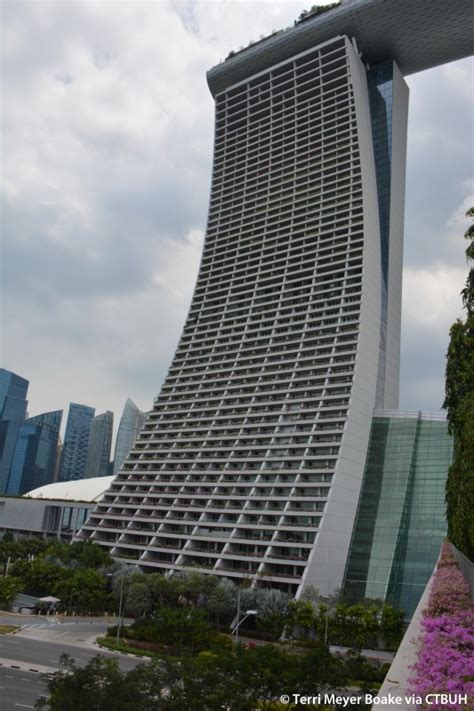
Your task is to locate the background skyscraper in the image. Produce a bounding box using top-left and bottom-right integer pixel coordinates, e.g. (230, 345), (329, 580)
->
(113, 398), (147, 475)
(8, 410), (63, 495)
(58, 403), (95, 482)
(0, 368), (29, 494)
(84, 410), (114, 479)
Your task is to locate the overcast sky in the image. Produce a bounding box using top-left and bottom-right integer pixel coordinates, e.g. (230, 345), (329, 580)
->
(2, 0), (473, 440)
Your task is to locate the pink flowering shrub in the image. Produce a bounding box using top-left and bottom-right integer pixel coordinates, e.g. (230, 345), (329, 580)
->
(409, 543), (474, 710)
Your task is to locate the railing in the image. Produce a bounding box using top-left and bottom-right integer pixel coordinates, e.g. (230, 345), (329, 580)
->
(451, 543), (474, 597)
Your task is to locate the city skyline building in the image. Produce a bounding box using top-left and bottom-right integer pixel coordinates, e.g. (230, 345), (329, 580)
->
(113, 398), (147, 475)
(58, 403), (95, 482)
(79, 1), (471, 597)
(84, 410), (114, 479)
(0, 368), (29, 495)
(7, 410), (63, 495)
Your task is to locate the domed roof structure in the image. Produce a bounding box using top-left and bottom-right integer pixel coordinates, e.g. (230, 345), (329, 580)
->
(25, 476), (114, 502)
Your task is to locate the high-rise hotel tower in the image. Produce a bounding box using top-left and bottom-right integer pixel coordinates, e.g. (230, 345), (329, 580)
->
(80, 0), (472, 596)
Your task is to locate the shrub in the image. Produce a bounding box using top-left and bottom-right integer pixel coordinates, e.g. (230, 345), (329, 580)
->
(409, 543), (474, 710)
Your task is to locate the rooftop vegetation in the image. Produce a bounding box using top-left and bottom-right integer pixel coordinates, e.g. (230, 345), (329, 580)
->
(225, 2), (341, 62)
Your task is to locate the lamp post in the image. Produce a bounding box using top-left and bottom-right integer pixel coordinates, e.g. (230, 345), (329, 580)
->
(319, 585), (339, 647)
(232, 589), (257, 645)
(68, 587), (75, 615)
(107, 567), (125, 643)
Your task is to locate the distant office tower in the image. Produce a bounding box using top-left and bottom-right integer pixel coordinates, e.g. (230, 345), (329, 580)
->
(0, 368), (29, 494)
(53, 438), (62, 483)
(80, 1), (471, 595)
(8, 410), (63, 495)
(84, 411), (114, 479)
(59, 403), (95, 482)
(343, 411), (453, 617)
(113, 399), (147, 475)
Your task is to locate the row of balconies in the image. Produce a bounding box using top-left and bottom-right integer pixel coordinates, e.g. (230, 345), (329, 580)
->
(205, 240), (361, 272)
(210, 161), (360, 213)
(215, 87), (352, 145)
(205, 190), (362, 243)
(216, 85), (353, 141)
(167, 347), (357, 376)
(221, 41), (346, 106)
(186, 272), (362, 318)
(211, 130), (359, 193)
(207, 169), (360, 226)
(204, 200), (362, 257)
(216, 81), (351, 138)
(210, 148), (360, 206)
(178, 316), (358, 350)
(171, 340), (357, 371)
(162, 358), (355, 388)
(217, 55), (348, 120)
(213, 128), (357, 185)
(184, 285), (361, 327)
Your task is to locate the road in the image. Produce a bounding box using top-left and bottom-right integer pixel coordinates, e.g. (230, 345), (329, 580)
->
(0, 614), (145, 711)
(0, 667), (47, 711)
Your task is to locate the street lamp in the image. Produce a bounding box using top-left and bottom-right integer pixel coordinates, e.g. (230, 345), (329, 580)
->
(107, 568), (125, 643)
(232, 589), (257, 644)
(68, 587), (75, 615)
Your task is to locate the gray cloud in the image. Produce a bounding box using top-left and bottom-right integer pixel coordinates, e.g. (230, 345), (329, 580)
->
(1, 1), (473, 438)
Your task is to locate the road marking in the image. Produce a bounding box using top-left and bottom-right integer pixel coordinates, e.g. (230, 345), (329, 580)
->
(5, 674), (14, 678)
(15, 705), (34, 709)
(21, 677), (31, 681)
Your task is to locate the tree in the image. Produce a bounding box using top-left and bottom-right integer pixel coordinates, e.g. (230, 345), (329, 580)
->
(379, 604), (405, 651)
(207, 580), (235, 631)
(0, 576), (23, 609)
(35, 655), (143, 711)
(256, 589), (291, 638)
(122, 576), (153, 618)
(443, 206), (474, 560)
(285, 599), (315, 638)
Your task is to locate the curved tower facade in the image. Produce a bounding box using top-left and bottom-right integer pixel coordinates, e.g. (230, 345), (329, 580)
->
(81, 29), (411, 596)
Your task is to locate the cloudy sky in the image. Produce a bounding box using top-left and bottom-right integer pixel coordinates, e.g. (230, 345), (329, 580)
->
(2, 0), (473, 439)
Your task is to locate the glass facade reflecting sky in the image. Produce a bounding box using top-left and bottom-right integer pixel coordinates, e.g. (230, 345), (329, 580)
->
(59, 403), (95, 482)
(0, 368), (29, 494)
(8, 410), (62, 495)
(343, 410), (453, 617)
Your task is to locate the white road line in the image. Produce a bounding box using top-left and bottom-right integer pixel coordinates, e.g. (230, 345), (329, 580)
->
(15, 705), (34, 709)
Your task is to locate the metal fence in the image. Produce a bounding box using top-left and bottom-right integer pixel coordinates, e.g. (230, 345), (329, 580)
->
(452, 544), (474, 598)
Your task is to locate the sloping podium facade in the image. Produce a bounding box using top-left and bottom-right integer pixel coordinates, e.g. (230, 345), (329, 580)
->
(81, 33), (410, 596)
(343, 410), (453, 616)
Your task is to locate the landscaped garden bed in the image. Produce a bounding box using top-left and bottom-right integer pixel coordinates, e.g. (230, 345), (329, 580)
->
(409, 542), (474, 710)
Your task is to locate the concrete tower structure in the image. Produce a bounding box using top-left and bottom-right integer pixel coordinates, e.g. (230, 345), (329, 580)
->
(79, 0), (472, 596)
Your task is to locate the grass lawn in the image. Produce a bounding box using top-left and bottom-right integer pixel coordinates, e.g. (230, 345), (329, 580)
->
(0, 625), (19, 634)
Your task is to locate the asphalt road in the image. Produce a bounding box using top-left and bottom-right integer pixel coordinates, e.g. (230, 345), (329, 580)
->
(0, 616), (145, 711)
(0, 667), (47, 711)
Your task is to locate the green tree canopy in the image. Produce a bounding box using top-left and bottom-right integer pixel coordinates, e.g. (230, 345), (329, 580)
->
(443, 206), (474, 560)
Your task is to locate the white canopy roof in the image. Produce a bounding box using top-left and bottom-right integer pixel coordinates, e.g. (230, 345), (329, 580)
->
(25, 476), (115, 502)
